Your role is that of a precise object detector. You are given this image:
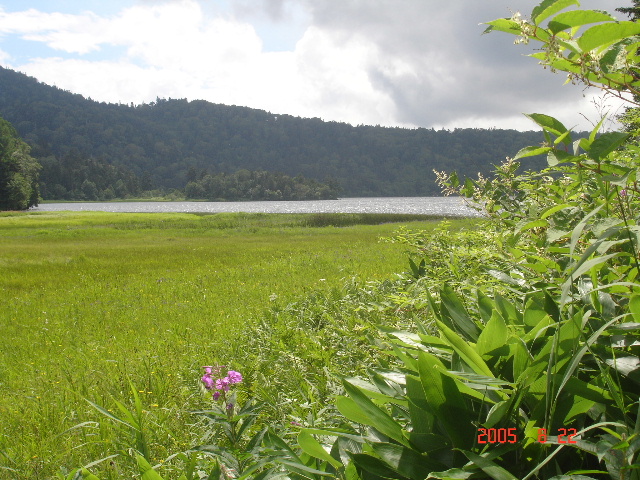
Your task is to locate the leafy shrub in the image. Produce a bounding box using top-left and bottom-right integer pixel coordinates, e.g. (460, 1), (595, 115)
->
(285, 2), (640, 479)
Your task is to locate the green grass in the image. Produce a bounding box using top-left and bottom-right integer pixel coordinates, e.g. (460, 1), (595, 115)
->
(0, 211), (475, 479)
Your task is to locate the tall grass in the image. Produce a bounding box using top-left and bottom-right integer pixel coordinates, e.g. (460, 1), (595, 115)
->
(0, 211), (473, 479)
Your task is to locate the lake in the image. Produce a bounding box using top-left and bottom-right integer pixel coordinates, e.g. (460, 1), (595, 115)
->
(33, 197), (481, 216)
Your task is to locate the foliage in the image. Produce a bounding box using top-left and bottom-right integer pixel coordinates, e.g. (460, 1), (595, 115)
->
(191, 366), (291, 479)
(0, 66), (550, 199)
(11, 1), (640, 479)
(280, 2), (640, 480)
(483, 0), (640, 105)
(615, 2), (640, 141)
(37, 151), (143, 200)
(0, 114), (40, 210)
(0, 211), (441, 479)
(185, 169), (340, 201)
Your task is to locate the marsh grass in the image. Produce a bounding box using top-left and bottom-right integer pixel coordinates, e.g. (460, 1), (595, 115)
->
(0, 211), (475, 478)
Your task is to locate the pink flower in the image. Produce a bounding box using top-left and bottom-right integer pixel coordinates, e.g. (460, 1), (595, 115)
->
(216, 377), (231, 391)
(200, 366), (242, 400)
(201, 374), (215, 390)
(227, 370), (243, 384)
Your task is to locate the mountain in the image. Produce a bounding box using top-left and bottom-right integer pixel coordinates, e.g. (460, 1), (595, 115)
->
(0, 66), (548, 199)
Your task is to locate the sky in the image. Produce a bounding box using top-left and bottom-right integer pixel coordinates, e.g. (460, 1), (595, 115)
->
(0, 0), (633, 131)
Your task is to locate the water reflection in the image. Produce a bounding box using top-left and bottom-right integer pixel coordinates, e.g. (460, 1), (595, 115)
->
(34, 197), (482, 216)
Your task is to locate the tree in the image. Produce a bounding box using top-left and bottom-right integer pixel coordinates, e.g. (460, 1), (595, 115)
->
(616, 1), (640, 138)
(0, 115), (41, 210)
(484, 3), (640, 105)
(617, 1), (640, 19)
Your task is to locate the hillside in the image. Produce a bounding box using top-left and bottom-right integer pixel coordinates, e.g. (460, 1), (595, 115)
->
(0, 66), (547, 199)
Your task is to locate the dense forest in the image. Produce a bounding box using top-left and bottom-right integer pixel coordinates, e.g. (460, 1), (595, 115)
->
(0, 114), (40, 209)
(0, 66), (550, 200)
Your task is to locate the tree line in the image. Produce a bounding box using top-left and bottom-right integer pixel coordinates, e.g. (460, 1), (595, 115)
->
(0, 66), (553, 203)
(185, 169), (340, 201)
(0, 115), (40, 210)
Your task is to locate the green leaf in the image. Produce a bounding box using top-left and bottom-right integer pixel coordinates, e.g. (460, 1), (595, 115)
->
(299, 427), (366, 444)
(532, 0), (580, 26)
(476, 313), (509, 356)
(459, 450), (518, 480)
(629, 295), (640, 323)
(522, 314), (554, 343)
(578, 22), (640, 52)
(547, 149), (582, 166)
(515, 219), (548, 234)
(343, 376), (406, 404)
(136, 455), (164, 480)
(427, 469), (474, 479)
(350, 454), (407, 479)
(482, 18), (522, 35)
(85, 399), (135, 430)
(604, 356), (640, 384)
(477, 290), (495, 324)
(569, 204), (604, 258)
(440, 284), (481, 342)
(484, 400), (512, 428)
(371, 443), (444, 479)
(513, 146), (552, 160)
(553, 317), (619, 406)
(540, 203), (572, 219)
(512, 341), (531, 382)
(524, 113), (570, 138)
(297, 431), (342, 469)
(339, 380), (410, 447)
(587, 131), (630, 161)
(277, 459), (337, 477)
(205, 460), (222, 480)
(406, 375), (435, 436)
(547, 476), (599, 480)
(574, 137), (592, 155)
(548, 10), (616, 34)
(77, 469), (101, 480)
(566, 252), (619, 281)
(436, 320), (494, 378)
(416, 351), (475, 449)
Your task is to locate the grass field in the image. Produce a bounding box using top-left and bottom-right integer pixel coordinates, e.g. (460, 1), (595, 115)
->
(0, 211), (471, 479)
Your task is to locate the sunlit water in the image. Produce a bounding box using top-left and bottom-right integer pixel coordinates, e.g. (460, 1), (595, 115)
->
(33, 197), (481, 216)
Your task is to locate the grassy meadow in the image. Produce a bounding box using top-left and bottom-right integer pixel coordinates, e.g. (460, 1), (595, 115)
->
(0, 210), (473, 479)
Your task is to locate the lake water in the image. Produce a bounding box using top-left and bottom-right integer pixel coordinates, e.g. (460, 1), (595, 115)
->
(33, 197), (481, 216)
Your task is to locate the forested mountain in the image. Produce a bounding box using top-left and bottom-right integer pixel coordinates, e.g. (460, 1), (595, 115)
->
(0, 66), (549, 200)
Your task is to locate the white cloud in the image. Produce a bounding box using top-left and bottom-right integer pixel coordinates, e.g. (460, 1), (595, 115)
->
(0, 7), (106, 54)
(4, 1), (400, 125)
(292, 27), (398, 124)
(0, 47), (10, 63)
(0, 0), (635, 130)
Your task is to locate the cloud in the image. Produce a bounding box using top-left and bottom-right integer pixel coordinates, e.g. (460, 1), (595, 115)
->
(0, 47), (10, 64)
(0, 0), (633, 130)
(2, 1), (397, 123)
(287, 0), (629, 129)
(0, 7), (107, 54)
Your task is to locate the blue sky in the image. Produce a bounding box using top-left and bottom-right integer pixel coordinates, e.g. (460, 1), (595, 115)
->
(0, 0), (632, 131)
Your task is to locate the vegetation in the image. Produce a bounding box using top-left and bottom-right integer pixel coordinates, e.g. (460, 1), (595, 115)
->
(0, 114), (40, 210)
(0, 66), (550, 200)
(184, 169), (340, 201)
(3, 1), (640, 479)
(275, 3), (640, 480)
(0, 211), (472, 479)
